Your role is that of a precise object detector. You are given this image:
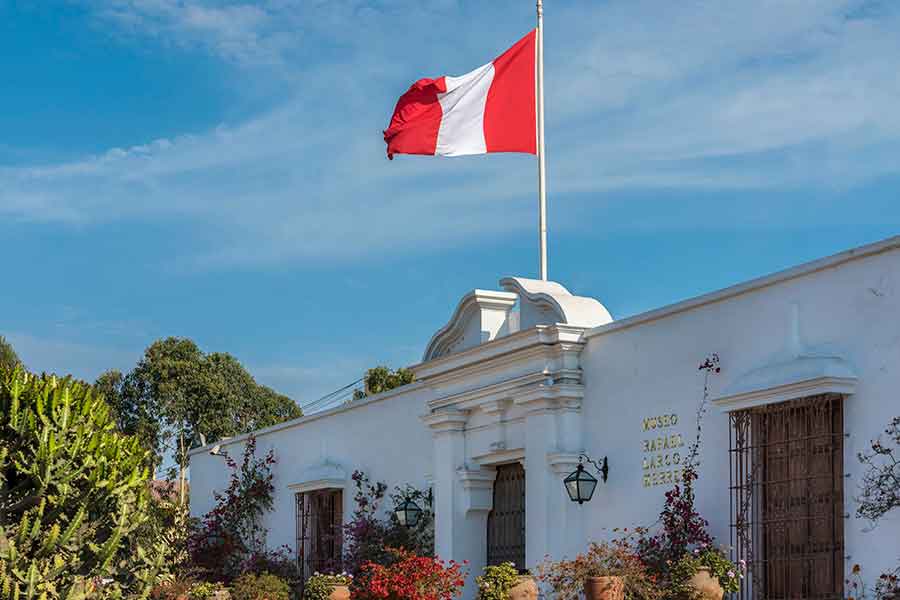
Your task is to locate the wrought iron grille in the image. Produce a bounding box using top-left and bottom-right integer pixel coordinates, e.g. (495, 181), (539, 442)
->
(296, 489), (343, 583)
(487, 463), (526, 569)
(729, 394), (845, 600)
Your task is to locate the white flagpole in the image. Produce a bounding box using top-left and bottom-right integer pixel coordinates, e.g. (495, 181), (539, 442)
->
(536, 0), (548, 281)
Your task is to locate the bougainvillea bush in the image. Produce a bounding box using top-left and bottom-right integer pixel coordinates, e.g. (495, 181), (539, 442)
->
(635, 466), (713, 575)
(352, 548), (467, 600)
(632, 354), (743, 598)
(187, 435), (296, 583)
(342, 470), (434, 574)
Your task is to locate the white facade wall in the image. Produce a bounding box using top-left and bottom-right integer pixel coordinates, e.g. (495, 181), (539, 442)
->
(189, 383), (434, 553)
(190, 236), (900, 597)
(578, 242), (900, 579)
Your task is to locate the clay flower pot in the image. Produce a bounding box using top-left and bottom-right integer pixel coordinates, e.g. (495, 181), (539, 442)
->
(328, 584), (350, 600)
(689, 567), (724, 600)
(584, 576), (625, 600)
(508, 575), (539, 600)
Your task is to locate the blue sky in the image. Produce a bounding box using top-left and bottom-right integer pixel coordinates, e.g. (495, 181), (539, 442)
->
(3, 0), (900, 406)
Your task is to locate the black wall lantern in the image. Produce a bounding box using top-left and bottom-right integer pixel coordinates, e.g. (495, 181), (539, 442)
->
(394, 488), (434, 529)
(564, 454), (609, 504)
(394, 497), (423, 528)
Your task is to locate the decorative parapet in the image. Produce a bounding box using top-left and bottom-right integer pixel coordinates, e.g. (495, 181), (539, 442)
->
(423, 290), (518, 362)
(500, 277), (613, 330)
(422, 278), (613, 363)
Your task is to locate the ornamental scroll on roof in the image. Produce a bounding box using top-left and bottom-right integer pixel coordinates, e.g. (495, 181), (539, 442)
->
(422, 277), (614, 362)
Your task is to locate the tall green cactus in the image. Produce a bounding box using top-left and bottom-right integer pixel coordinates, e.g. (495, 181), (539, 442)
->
(0, 366), (164, 599)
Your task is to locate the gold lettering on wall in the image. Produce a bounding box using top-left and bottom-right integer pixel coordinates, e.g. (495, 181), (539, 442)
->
(641, 413), (685, 488)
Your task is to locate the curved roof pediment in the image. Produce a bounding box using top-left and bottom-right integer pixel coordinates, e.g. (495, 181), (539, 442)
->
(499, 277), (613, 330)
(423, 277), (613, 362)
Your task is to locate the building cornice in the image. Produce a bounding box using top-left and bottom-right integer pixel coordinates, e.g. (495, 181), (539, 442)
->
(426, 371), (550, 412)
(412, 324), (588, 383)
(421, 408), (469, 433)
(585, 234), (900, 340)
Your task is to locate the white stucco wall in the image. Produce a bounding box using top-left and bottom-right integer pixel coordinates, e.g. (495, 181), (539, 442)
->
(189, 382), (434, 553)
(190, 236), (900, 597)
(578, 241), (900, 579)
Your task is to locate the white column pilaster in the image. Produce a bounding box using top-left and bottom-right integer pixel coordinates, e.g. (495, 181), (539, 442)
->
(422, 409), (468, 561)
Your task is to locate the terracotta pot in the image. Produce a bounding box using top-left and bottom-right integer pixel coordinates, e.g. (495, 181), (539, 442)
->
(508, 575), (539, 600)
(688, 567), (724, 600)
(584, 576), (625, 600)
(328, 584), (351, 600)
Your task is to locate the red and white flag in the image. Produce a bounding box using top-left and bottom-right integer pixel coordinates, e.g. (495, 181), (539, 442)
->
(383, 30), (536, 159)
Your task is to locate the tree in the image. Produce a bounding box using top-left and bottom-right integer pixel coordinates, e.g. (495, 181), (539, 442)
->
(0, 365), (166, 598)
(353, 366), (415, 400)
(0, 335), (20, 372)
(96, 337), (302, 507)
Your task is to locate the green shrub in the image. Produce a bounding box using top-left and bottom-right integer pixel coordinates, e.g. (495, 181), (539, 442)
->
(304, 573), (352, 600)
(150, 578), (226, 600)
(675, 547), (742, 595)
(477, 563), (519, 600)
(0, 366), (166, 598)
(190, 580), (223, 600)
(231, 572), (290, 600)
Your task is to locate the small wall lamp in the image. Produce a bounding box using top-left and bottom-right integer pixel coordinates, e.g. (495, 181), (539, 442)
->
(394, 488), (433, 528)
(564, 454), (609, 505)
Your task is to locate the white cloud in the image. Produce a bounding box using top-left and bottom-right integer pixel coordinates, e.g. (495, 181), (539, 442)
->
(3, 331), (140, 381)
(2, 0), (900, 266)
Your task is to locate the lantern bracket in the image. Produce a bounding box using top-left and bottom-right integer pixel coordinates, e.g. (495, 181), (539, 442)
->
(578, 453), (609, 483)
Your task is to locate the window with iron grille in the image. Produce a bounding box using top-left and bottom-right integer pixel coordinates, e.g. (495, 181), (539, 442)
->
(296, 489), (343, 582)
(486, 463), (526, 570)
(729, 394), (845, 600)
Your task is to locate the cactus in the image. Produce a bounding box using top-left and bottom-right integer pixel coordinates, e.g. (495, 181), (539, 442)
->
(0, 366), (164, 599)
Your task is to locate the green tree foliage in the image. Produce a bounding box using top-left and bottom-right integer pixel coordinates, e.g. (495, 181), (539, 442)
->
(0, 336), (20, 372)
(0, 366), (166, 598)
(95, 337), (302, 491)
(353, 366), (415, 400)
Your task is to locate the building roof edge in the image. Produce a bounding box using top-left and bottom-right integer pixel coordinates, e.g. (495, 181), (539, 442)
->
(585, 234), (900, 339)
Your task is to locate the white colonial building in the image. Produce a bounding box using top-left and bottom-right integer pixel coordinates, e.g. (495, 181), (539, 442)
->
(190, 235), (900, 600)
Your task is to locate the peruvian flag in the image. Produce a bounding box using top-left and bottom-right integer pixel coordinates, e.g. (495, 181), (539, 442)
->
(384, 30), (536, 159)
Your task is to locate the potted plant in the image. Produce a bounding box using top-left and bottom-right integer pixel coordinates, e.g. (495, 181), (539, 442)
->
(538, 537), (660, 600)
(305, 572), (353, 600)
(477, 563), (538, 600)
(671, 546), (742, 600)
(352, 547), (467, 600)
